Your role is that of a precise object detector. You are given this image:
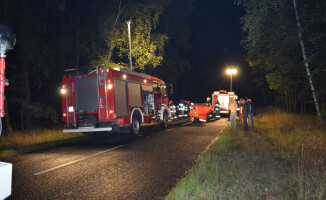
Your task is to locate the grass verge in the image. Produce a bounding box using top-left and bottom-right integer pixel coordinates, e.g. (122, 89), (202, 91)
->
(166, 109), (326, 200)
(0, 129), (84, 158)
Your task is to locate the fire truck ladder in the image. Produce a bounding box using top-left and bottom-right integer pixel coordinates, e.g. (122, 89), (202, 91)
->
(66, 82), (76, 127)
(97, 66), (109, 121)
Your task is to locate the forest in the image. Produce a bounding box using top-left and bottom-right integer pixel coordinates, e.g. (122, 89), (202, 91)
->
(0, 0), (196, 131)
(0, 0), (325, 131)
(238, 0), (326, 123)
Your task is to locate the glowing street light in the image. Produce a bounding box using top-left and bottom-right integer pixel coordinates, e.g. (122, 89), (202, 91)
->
(126, 20), (132, 71)
(226, 68), (237, 92)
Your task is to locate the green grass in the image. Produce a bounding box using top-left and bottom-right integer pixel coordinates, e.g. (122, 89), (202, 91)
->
(166, 109), (326, 200)
(0, 129), (84, 158)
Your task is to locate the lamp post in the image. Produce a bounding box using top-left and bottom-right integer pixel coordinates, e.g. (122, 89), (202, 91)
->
(126, 20), (132, 71)
(0, 24), (15, 123)
(0, 23), (15, 200)
(226, 68), (237, 92)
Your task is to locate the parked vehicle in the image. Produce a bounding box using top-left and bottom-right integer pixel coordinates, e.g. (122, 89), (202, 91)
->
(213, 101), (221, 120)
(212, 90), (238, 116)
(189, 104), (214, 123)
(169, 100), (177, 120)
(206, 97), (220, 120)
(176, 100), (190, 119)
(61, 67), (170, 136)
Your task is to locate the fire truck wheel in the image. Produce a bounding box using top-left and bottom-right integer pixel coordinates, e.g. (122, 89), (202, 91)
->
(130, 117), (141, 136)
(160, 111), (168, 128)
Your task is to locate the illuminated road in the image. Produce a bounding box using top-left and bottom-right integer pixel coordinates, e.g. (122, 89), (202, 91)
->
(3, 119), (227, 200)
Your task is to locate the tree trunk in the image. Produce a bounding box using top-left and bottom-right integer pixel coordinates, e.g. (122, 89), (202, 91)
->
(292, 0), (324, 125)
(22, 57), (32, 130)
(294, 85), (297, 113)
(300, 95), (303, 114)
(4, 99), (13, 134)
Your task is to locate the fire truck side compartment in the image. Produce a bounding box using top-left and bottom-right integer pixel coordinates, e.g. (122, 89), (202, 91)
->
(114, 79), (129, 117)
(142, 84), (154, 115)
(128, 82), (142, 107)
(75, 76), (98, 113)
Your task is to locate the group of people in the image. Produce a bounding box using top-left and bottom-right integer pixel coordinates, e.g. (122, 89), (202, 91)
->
(228, 97), (254, 131)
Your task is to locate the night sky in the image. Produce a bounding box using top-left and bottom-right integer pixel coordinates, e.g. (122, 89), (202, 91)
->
(0, 0), (267, 129)
(182, 0), (259, 103)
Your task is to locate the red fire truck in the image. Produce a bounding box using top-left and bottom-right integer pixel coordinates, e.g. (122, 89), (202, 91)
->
(61, 67), (170, 136)
(212, 90), (238, 116)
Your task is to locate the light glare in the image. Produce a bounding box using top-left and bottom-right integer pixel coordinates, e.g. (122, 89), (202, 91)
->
(61, 88), (66, 95)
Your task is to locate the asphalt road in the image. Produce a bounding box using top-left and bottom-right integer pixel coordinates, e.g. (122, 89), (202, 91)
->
(2, 118), (227, 200)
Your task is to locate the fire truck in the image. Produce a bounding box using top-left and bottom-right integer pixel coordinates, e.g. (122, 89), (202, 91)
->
(61, 67), (170, 136)
(212, 90), (238, 116)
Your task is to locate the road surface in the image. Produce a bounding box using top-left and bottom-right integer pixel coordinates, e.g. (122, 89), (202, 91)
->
(2, 118), (227, 200)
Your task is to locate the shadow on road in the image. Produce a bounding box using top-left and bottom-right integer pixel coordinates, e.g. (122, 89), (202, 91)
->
(43, 118), (192, 150)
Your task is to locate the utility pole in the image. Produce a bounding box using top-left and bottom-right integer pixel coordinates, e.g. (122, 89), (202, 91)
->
(292, 0), (324, 125)
(127, 20), (132, 71)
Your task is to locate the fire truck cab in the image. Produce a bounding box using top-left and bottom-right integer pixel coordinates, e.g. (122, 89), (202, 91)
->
(61, 67), (170, 136)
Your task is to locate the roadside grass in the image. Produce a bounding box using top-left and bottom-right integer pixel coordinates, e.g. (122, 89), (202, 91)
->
(0, 129), (84, 158)
(166, 109), (326, 200)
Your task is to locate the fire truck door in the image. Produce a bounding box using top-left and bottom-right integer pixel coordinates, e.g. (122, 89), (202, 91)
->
(75, 76), (97, 113)
(161, 84), (168, 105)
(114, 79), (129, 117)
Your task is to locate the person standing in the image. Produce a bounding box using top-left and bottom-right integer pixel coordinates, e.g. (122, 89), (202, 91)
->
(239, 98), (243, 125)
(228, 98), (238, 130)
(239, 98), (249, 131)
(247, 99), (254, 128)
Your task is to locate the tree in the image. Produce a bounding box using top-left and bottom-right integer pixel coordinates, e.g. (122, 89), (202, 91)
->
(238, 0), (326, 123)
(154, 0), (197, 100)
(292, 0), (324, 125)
(93, 0), (169, 71)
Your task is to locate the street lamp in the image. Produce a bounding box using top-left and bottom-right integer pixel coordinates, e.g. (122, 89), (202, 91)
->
(126, 20), (132, 71)
(0, 24), (15, 122)
(0, 24), (15, 200)
(226, 68), (237, 92)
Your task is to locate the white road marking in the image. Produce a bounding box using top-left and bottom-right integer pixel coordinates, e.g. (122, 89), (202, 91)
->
(33, 145), (124, 176)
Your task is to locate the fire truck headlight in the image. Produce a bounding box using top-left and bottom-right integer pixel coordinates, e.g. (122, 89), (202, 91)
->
(68, 106), (74, 112)
(108, 84), (113, 90)
(61, 88), (66, 95)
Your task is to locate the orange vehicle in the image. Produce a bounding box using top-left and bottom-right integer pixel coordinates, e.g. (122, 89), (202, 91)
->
(189, 104), (214, 123)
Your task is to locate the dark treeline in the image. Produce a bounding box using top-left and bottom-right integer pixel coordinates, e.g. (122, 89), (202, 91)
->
(0, 0), (196, 131)
(238, 0), (326, 120)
